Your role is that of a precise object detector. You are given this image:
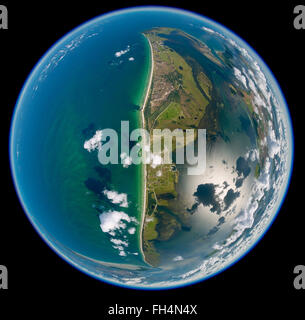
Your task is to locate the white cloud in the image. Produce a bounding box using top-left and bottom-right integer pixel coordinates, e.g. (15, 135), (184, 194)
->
(267, 124), (280, 158)
(99, 210), (136, 234)
(228, 39), (252, 61)
(201, 27), (225, 39)
(115, 45), (130, 58)
(233, 67), (247, 89)
(129, 57), (135, 61)
(103, 189), (128, 208)
(242, 63), (273, 113)
(173, 256), (184, 261)
(123, 144), (163, 169)
(245, 149), (259, 162)
(111, 238), (128, 247)
(110, 234), (132, 257)
(98, 209), (139, 257)
(84, 130), (103, 152)
(128, 227), (136, 234)
(229, 39), (237, 47)
(143, 145), (163, 168)
(239, 47), (252, 60)
(202, 27), (215, 33)
(87, 32), (99, 38)
(146, 153), (162, 168)
(120, 152), (132, 168)
(213, 156), (272, 251)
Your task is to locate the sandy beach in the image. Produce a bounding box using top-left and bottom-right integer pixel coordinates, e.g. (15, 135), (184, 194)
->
(139, 35), (154, 264)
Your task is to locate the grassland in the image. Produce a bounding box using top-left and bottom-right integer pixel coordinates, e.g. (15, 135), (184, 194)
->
(158, 102), (181, 121)
(144, 214), (159, 240)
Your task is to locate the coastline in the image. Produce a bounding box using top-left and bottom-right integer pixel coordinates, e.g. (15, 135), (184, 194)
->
(75, 251), (142, 270)
(139, 34), (154, 264)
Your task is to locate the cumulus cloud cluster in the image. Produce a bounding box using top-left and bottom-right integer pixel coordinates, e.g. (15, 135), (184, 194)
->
(201, 26), (225, 39)
(267, 123), (281, 158)
(84, 136), (165, 169)
(110, 239), (129, 256)
(149, 153), (163, 168)
(120, 152), (133, 168)
(99, 210), (133, 234)
(110, 45), (135, 67)
(103, 189), (128, 208)
(212, 156), (272, 252)
(233, 67), (247, 89)
(115, 45), (130, 58)
(227, 39), (252, 61)
(82, 140), (139, 257)
(143, 145), (163, 168)
(99, 210), (138, 256)
(84, 130), (103, 152)
(230, 39), (277, 120)
(230, 37), (284, 165)
(245, 149), (259, 162)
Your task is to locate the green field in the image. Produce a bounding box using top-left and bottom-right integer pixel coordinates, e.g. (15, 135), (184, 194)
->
(158, 102), (181, 121)
(144, 214), (159, 241)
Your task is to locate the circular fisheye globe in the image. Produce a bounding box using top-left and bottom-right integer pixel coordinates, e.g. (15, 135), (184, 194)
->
(10, 6), (293, 289)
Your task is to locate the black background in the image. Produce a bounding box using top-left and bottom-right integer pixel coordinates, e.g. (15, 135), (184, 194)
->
(1, 0), (303, 315)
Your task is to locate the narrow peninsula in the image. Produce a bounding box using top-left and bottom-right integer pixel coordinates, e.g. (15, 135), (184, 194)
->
(140, 27), (218, 266)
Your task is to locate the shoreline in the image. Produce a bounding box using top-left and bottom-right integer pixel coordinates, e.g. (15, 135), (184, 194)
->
(72, 249), (142, 270)
(139, 34), (154, 264)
